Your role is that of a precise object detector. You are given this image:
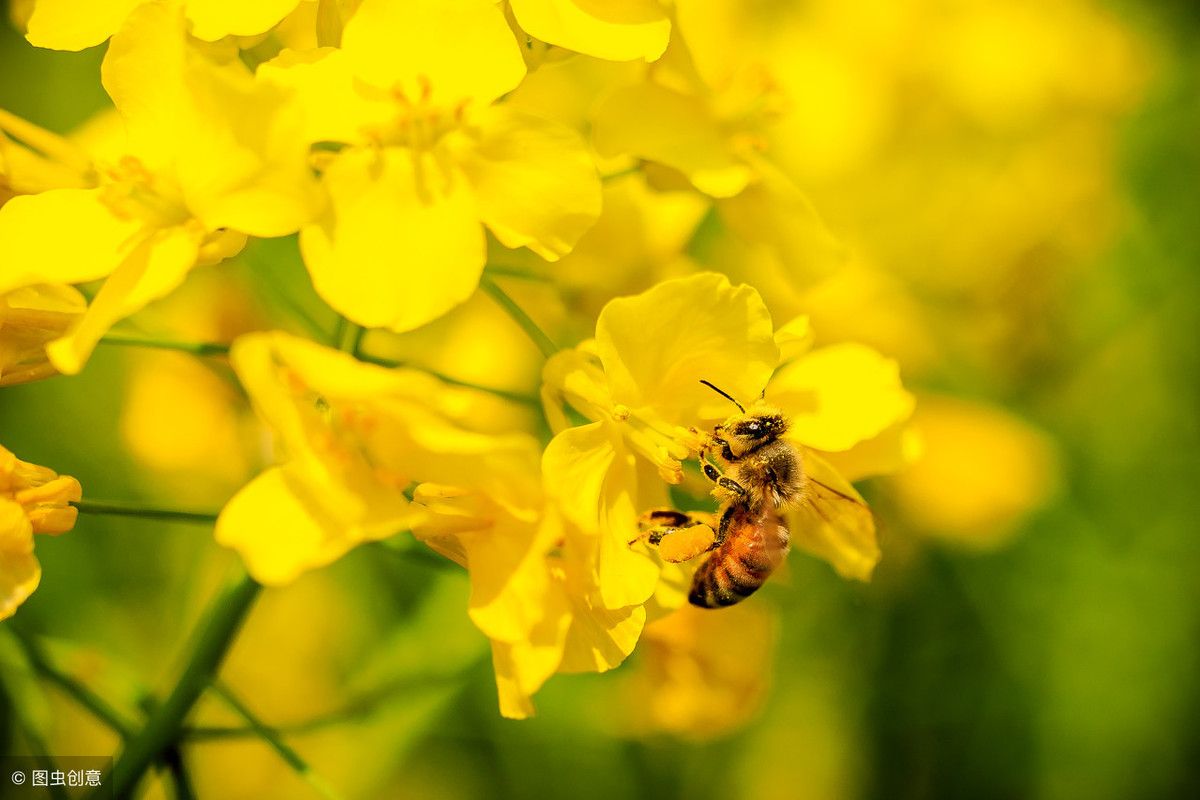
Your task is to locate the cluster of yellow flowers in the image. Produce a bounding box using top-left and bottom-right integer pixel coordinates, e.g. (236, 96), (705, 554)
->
(0, 0), (915, 718)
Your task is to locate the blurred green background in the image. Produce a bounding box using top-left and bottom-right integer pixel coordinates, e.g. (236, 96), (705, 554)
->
(2, 0), (1199, 798)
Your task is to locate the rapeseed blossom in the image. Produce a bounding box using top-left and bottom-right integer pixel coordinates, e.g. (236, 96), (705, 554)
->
(506, 0), (671, 63)
(0, 0), (934, 749)
(0, 2), (318, 374)
(0, 445), (81, 620)
(261, 0), (601, 332)
(542, 273), (913, 611)
(217, 331), (642, 716)
(591, 3), (843, 282)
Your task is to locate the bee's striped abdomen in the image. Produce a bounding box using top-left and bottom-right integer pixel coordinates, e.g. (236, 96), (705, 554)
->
(688, 505), (789, 608)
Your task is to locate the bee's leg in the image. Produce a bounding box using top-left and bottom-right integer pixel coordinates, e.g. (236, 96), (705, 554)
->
(699, 454), (748, 508)
(633, 509), (718, 562)
(718, 476), (747, 497)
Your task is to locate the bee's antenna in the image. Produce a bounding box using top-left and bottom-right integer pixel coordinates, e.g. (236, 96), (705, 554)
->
(699, 380), (745, 413)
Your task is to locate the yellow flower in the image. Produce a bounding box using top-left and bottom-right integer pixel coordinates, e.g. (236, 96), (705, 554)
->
(216, 332), (430, 585)
(413, 483), (645, 719)
(620, 602), (776, 739)
(260, 0), (601, 332)
(542, 273), (913, 608)
(541, 272), (779, 609)
(0, 108), (93, 206)
(764, 332), (916, 580)
(0, 284), (86, 387)
(24, 0), (302, 51)
(506, 0), (671, 63)
(891, 394), (1059, 549)
(0, 444), (81, 621)
(217, 331), (640, 717)
(0, 2), (319, 375)
(591, 6), (843, 282)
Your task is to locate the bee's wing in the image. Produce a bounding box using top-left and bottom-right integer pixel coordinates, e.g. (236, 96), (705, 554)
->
(787, 449), (880, 581)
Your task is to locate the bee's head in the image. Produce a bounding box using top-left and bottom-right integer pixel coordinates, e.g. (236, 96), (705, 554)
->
(717, 408), (788, 454)
(699, 380), (788, 458)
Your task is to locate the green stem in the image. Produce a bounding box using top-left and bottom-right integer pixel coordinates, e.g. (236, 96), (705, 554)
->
(73, 500), (219, 526)
(331, 314), (348, 349)
(163, 746), (197, 800)
(101, 572), (261, 800)
(8, 627), (139, 739)
(187, 660), (476, 742)
(479, 276), (558, 359)
(482, 264), (551, 282)
(98, 334), (231, 358)
(600, 164), (641, 182)
(210, 681), (345, 800)
(354, 353), (539, 407)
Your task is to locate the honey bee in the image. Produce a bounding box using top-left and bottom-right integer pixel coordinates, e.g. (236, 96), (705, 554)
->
(636, 380), (869, 609)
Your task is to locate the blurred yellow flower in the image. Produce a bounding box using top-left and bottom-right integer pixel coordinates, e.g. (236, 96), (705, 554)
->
(591, 17), (843, 284)
(0, 284), (86, 387)
(0, 2), (319, 375)
(891, 394), (1059, 548)
(260, 0), (601, 332)
(24, 0), (301, 51)
(0, 445), (81, 620)
(506, 0), (671, 62)
(621, 602), (776, 738)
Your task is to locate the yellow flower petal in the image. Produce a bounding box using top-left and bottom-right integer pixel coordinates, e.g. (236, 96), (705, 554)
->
(341, 0), (525, 107)
(788, 450), (879, 581)
(457, 106), (600, 261)
(0, 189), (142, 295)
(104, 1), (321, 233)
(172, 74), (323, 237)
(595, 435), (659, 609)
(542, 421), (618, 534)
(542, 422), (658, 608)
(771, 343), (915, 453)
(215, 466), (362, 586)
(47, 225), (201, 375)
(184, 0), (301, 41)
(24, 0), (141, 50)
(774, 314), (814, 363)
(821, 419), (919, 482)
(716, 166), (845, 282)
(891, 395), (1059, 546)
(0, 284), (87, 387)
(300, 148), (485, 331)
(491, 617), (569, 719)
(0, 499), (38, 621)
(101, 1), (192, 169)
(508, 0), (670, 62)
(557, 599), (645, 674)
(232, 333), (427, 502)
(461, 517), (560, 645)
(258, 47), (392, 144)
(593, 83), (752, 198)
(595, 272), (779, 422)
